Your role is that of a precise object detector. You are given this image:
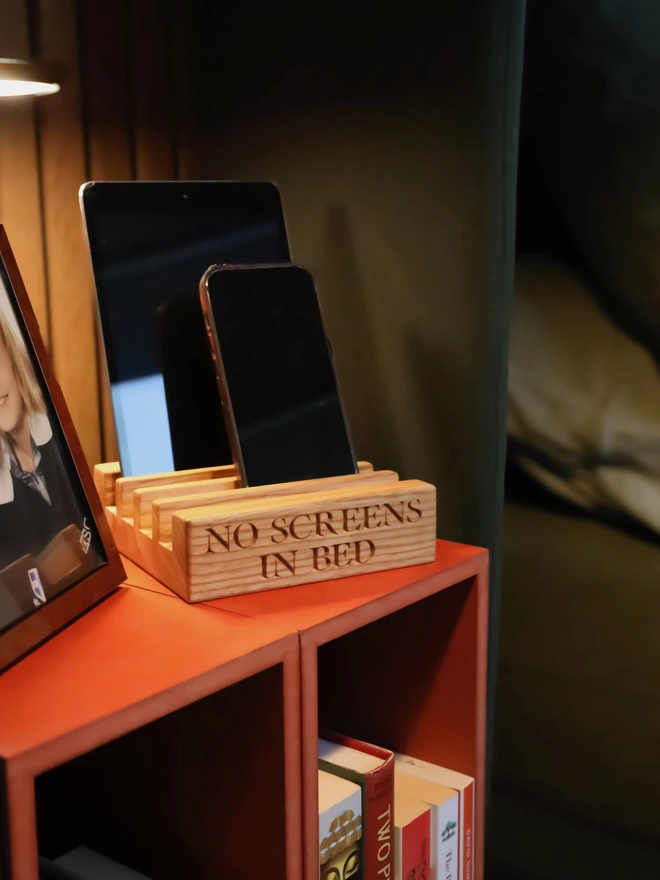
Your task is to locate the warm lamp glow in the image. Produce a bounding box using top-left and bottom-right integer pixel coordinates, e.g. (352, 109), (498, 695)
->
(0, 59), (62, 98)
(0, 78), (59, 97)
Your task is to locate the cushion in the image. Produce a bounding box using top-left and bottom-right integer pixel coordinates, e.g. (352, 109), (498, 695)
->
(508, 258), (660, 534)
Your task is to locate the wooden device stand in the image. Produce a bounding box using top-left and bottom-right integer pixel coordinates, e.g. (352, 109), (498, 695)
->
(94, 461), (438, 601)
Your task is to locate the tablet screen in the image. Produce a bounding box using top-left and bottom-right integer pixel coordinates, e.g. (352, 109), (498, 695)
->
(82, 182), (290, 476)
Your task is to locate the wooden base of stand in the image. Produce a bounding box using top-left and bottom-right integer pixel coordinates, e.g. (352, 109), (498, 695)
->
(94, 462), (437, 601)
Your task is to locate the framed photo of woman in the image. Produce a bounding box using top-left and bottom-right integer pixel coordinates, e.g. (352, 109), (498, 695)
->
(0, 226), (125, 673)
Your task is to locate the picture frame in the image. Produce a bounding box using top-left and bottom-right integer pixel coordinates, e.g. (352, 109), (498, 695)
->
(0, 226), (125, 673)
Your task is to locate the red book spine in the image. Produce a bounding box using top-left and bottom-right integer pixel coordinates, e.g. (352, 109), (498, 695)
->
(368, 757), (394, 880)
(400, 811), (430, 880)
(462, 782), (474, 880)
(321, 732), (395, 880)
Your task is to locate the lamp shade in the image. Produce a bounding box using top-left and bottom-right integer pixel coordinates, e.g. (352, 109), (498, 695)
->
(0, 59), (62, 97)
(0, 0), (63, 97)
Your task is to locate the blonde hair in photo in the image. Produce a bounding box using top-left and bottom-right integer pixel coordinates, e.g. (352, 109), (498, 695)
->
(0, 308), (45, 466)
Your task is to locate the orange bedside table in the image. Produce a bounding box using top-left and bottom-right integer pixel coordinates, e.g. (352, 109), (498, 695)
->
(124, 538), (489, 880)
(0, 585), (301, 880)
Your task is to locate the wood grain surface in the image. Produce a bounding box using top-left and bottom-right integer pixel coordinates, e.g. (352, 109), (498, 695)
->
(135, 476), (239, 532)
(174, 479), (437, 600)
(0, 2), (199, 465)
(0, 100), (49, 342)
(98, 461), (375, 512)
(96, 462), (434, 601)
(37, 0), (100, 463)
(80, 0), (133, 465)
(93, 461), (122, 507)
(115, 464), (237, 518)
(152, 469), (398, 541)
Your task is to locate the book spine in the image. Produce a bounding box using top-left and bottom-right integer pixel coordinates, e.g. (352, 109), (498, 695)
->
(397, 812), (430, 880)
(434, 797), (459, 880)
(364, 760), (395, 880)
(462, 783), (474, 880)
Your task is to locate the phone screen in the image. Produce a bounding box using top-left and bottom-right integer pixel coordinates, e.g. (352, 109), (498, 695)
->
(81, 181), (290, 476)
(205, 265), (357, 486)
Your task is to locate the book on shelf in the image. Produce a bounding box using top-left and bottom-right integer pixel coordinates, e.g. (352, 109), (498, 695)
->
(318, 733), (394, 880)
(319, 769), (363, 880)
(394, 754), (474, 880)
(395, 763), (459, 880)
(393, 791), (430, 880)
(54, 847), (151, 879)
(38, 856), (85, 880)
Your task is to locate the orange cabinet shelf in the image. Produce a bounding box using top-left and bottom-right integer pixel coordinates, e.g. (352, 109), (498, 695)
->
(124, 539), (489, 880)
(0, 586), (302, 880)
(1, 540), (487, 880)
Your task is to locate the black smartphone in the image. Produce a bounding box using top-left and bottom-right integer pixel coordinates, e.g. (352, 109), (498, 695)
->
(200, 264), (358, 487)
(80, 181), (290, 477)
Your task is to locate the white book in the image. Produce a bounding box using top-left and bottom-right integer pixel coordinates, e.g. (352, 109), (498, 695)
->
(394, 754), (474, 880)
(318, 769), (363, 880)
(395, 764), (459, 880)
(55, 848), (151, 880)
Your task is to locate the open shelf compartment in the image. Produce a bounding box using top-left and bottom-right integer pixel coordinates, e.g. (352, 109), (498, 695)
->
(204, 539), (489, 880)
(0, 586), (302, 880)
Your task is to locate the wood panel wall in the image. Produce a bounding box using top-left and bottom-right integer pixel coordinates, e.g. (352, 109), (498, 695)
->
(0, 0), (198, 465)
